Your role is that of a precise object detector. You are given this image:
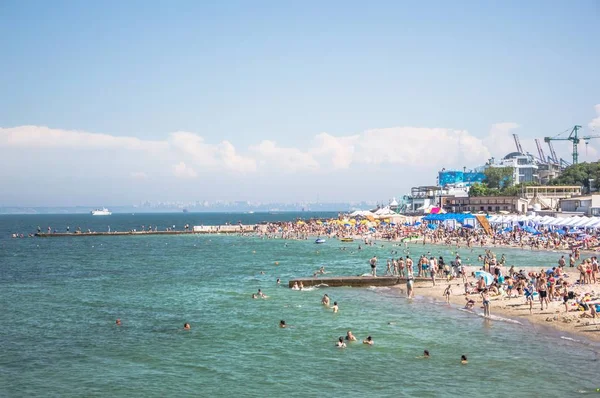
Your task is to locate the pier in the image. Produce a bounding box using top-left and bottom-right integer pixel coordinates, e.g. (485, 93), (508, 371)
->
(288, 276), (431, 288)
(34, 225), (259, 237)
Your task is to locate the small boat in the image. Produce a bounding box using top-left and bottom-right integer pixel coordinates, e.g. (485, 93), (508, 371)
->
(91, 208), (112, 216)
(340, 237), (354, 243)
(314, 238), (326, 244)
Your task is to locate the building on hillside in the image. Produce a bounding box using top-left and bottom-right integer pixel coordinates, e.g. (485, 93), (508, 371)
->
(522, 185), (582, 210)
(537, 163), (562, 185)
(438, 168), (485, 188)
(487, 152), (539, 185)
(446, 196), (530, 214)
(558, 194), (600, 216)
(402, 185), (469, 213)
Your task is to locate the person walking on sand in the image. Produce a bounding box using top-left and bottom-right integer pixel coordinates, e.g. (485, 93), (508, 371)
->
(370, 256), (378, 277)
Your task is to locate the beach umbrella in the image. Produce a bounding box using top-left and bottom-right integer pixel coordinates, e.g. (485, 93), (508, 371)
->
(474, 271), (494, 286)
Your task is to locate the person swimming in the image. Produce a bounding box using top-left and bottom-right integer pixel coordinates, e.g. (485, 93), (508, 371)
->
(336, 336), (347, 348)
(279, 320), (286, 328)
(115, 319), (122, 326)
(416, 349), (430, 359)
(257, 289), (267, 298)
(345, 330), (357, 341)
(461, 355), (468, 364)
(183, 323), (191, 330)
(363, 336), (373, 345)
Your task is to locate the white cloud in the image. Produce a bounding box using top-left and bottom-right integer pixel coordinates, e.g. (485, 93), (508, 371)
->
(218, 141), (257, 173)
(0, 122), (525, 180)
(589, 104), (600, 130)
(482, 122), (521, 160)
(172, 161), (197, 178)
(0, 125), (166, 152)
(250, 140), (319, 172)
(168, 131), (256, 173)
(311, 133), (359, 169)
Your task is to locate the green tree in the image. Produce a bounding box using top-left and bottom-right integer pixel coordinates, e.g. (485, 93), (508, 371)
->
(484, 167), (513, 189)
(469, 183), (487, 197)
(551, 161), (600, 191)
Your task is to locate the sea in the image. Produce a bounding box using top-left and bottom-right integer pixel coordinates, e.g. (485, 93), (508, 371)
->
(1, 212), (599, 397)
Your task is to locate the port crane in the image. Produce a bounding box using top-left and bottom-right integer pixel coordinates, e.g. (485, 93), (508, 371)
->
(547, 140), (559, 164)
(513, 134), (524, 153)
(534, 138), (548, 163)
(543, 125), (600, 165)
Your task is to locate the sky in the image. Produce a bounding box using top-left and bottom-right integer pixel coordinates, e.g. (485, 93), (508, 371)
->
(0, 0), (599, 206)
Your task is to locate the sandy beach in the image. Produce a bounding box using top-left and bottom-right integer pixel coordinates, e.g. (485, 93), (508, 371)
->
(399, 266), (600, 343)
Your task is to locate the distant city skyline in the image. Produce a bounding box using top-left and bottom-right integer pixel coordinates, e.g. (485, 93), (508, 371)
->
(1, 1), (598, 206)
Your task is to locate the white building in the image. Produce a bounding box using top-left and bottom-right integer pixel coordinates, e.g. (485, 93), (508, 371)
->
(487, 152), (539, 185)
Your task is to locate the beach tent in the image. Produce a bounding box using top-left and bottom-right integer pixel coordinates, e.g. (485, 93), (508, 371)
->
(584, 218), (600, 228)
(571, 217), (591, 227)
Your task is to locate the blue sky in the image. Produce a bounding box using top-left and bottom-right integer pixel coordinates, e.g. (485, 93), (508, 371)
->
(0, 1), (599, 206)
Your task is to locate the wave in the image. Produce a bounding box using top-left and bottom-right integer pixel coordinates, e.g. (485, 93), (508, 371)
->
(457, 308), (522, 324)
(560, 336), (581, 343)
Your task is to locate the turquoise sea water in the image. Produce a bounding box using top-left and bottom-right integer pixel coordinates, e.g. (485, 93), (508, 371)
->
(1, 213), (599, 397)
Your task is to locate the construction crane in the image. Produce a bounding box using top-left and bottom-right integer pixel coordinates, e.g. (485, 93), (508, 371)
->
(583, 135), (600, 155)
(513, 134), (524, 153)
(547, 140), (559, 164)
(534, 139), (547, 163)
(544, 125), (583, 164)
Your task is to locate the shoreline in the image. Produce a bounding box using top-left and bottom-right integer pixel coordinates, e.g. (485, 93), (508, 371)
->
(401, 276), (600, 343)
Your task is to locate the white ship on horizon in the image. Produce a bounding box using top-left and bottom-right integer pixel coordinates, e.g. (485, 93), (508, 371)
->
(91, 208), (112, 216)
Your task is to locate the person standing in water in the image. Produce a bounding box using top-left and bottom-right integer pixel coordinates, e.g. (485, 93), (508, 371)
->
(406, 262), (415, 299)
(321, 294), (330, 306)
(429, 257), (437, 286)
(332, 301), (339, 313)
(370, 256), (378, 277)
(481, 289), (490, 317)
(336, 337), (346, 348)
(443, 284), (452, 303)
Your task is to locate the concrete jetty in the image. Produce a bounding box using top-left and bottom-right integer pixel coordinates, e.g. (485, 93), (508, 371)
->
(288, 276), (431, 288)
(34, 225), (259, 237)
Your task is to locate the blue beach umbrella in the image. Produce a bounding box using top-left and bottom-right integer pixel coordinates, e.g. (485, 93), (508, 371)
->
(474, 271), (494, 286)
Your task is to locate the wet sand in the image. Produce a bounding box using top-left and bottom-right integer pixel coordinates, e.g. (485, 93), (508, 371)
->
(397, 268), (600, 343)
